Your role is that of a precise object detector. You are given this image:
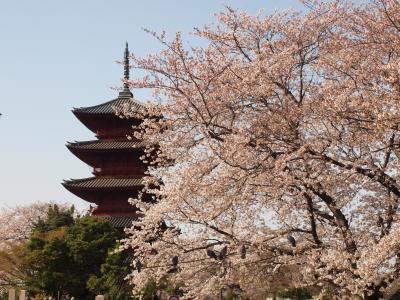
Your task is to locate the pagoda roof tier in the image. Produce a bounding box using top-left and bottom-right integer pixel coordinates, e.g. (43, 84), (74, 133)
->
(101, 216), (139, 229)
(67, 139), (146, 151)
(73, 94), (146, 115)
(71, 94), (145, 137)
(63, 176), (143, 190)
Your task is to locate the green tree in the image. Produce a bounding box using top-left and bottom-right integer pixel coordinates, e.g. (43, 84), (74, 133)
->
(25, 206), (121, 300)
(33, 204), (74, 233)
(87, 248), (133, 300)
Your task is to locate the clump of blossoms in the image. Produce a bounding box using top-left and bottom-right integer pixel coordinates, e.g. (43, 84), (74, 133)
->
(124, 1), (400, 299)
(0, 202), (71, 291)
(0, 202), (68, 247)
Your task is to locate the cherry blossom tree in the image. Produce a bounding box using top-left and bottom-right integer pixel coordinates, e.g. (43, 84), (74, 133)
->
(0, 202), (61, 246)
(124, 1), (400, 299)
(0, 202), (70, 292)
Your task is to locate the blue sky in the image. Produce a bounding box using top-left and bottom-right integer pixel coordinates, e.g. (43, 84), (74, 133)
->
(0, 0), (305, 210)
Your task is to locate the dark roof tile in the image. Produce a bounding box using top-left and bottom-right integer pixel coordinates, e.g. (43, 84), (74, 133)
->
(101, 216), (139, 228)
(63, 176), (143, 189)
(73, 96), (145, 115)
(67, 139), (146, 150)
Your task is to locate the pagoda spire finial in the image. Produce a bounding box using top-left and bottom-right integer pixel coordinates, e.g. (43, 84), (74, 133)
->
(123, 41), (130, 89)
(119, 42), (133, 98)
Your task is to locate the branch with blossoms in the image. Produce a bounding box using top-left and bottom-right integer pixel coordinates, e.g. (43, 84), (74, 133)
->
(123, 1), (400, 299)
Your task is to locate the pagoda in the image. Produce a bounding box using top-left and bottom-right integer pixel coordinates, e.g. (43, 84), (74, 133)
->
(63, 43), (147, 229)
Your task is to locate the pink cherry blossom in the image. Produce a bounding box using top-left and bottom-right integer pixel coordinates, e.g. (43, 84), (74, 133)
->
(124, 1), (400, 298)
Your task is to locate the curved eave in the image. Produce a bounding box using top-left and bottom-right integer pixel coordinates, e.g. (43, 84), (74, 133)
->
(72, 111), (144, 137)
(72, 110), (115, 120)
(71, 95), (147, 134)
(66, 139), (146, 151)
(72, 111), (121, 135)
(62, 176), (144, 191)
(62, 177), (144, 204)
(72, 96), (146, 115)
(66, 141), (145, 167)
(66, 140), (146, 151)
(100, 216), (140, 228)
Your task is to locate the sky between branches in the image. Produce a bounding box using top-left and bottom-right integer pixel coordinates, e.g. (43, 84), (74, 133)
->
(0, 0), (334, 210)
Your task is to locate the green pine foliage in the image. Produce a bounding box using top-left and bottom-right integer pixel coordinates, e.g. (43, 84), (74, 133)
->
(87, 249), (133, 300)
(32, 204), (75, 233)
(24, 205), (132, 300)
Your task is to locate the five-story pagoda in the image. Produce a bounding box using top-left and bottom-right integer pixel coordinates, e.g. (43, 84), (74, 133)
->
(63, 43), (146, 229)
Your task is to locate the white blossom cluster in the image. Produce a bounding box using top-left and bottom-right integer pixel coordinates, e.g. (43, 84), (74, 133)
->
(0, 202), (70, 291)
(0, 202), (60, 247)
(123, 1), (400, 298)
